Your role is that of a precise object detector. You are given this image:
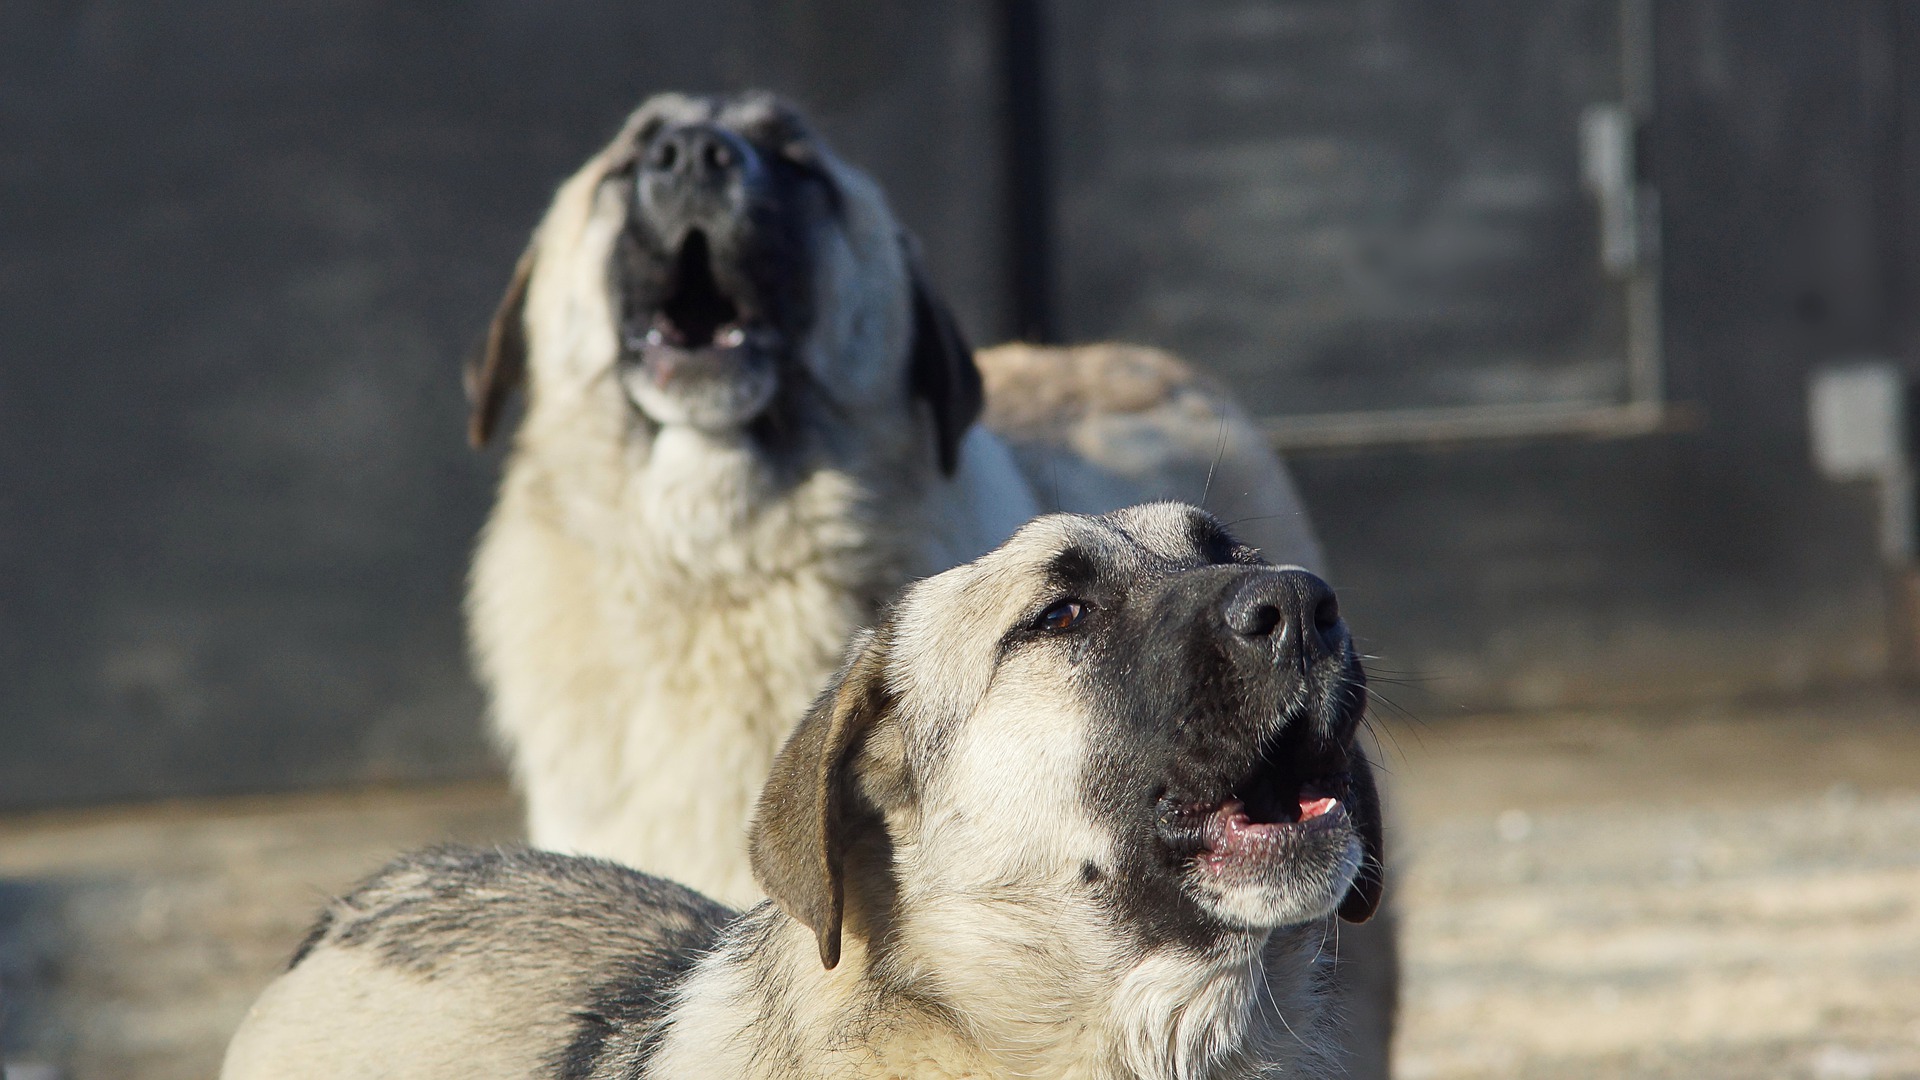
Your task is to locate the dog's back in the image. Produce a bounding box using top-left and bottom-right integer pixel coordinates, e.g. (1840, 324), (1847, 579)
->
(980, 341), (1323, 568)
(221, 849), (731, 1080)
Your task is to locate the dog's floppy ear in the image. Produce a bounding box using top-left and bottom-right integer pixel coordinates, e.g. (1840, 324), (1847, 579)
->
(902, 238), (982, 476)
(1338, 741), (1386, 923)
(465, 241), (537, 449)
(750, 628), (892, 969)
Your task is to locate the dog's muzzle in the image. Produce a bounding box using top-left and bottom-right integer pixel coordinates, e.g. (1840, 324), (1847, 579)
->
(1153, 568), (1369, 924)
(620, 123), (785, 431)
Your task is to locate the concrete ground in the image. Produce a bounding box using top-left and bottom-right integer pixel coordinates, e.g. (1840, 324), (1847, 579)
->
(1381, 690), (1920, 1080)
(1, 689), (1916, 1079)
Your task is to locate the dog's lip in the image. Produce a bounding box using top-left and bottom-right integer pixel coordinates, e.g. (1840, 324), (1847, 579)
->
(1159, 774), (1349, 840)
(1156, 724), (1353, 871)
(1189, 787), (1350, 872)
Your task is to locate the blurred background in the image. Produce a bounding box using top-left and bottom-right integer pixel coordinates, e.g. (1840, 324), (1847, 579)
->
(2, 2), (1917, 1078)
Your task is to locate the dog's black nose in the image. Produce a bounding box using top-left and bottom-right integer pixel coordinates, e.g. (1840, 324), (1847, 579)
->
(643, 124), (754, 192)
(1224, 569), (1341, 663)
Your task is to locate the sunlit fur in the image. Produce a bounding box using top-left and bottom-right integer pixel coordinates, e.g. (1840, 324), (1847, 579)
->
(224, 507), (1366, 1080)
(471, 94), (1326, 906)
(472, 95), (1033, 900)
(644, 506), (1364, 1079)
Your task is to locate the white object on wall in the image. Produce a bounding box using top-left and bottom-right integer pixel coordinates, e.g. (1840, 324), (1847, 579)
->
(1809, 362), (1912, 562)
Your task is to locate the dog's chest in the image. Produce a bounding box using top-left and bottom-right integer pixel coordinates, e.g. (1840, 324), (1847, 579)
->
(486, 447), (917, 895)
(576, 463), (902, 759)
(614, 431), (910, 588)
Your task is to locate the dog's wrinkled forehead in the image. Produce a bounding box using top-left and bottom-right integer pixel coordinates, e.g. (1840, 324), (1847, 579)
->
(1100, 502), (1268, 570)
(885, 505), (1264, 723)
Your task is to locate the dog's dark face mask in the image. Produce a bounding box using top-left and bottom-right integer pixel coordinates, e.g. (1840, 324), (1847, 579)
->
(467, 92), (983, 478)
(1063, 508), (1383, 949)
(608, 97), (830, 434)
(749, 504), (1384, 970)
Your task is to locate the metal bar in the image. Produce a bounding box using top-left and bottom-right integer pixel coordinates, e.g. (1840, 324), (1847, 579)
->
(1620, 0), (1655, 118)
(1621, 0), (1664, 409)
(1625, 267), (1664, 405)
(1259, 0), (1667, 450)
(1263, 401), (1679, 451)
(996, 0), (1058, 343)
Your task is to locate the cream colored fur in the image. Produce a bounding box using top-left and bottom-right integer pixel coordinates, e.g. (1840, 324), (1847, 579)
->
(222, 944), (555, 1080)
(642, 910), (1337, 1080)
(474, 98), (1321, 903)
(226, 507), (1359, 1080)
(467, 94), (1392, 1074)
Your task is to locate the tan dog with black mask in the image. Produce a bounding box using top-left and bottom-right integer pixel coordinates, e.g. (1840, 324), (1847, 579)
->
(227, 505), (1383, 1080)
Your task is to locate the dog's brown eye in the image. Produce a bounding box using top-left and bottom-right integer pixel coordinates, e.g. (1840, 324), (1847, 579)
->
(1039, 599), (1089, 631)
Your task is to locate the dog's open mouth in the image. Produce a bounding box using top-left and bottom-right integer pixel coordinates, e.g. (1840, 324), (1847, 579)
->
(623, 230), (777, 383)
(1158, 724), (1352, 873)
(618, 230), (783, 428)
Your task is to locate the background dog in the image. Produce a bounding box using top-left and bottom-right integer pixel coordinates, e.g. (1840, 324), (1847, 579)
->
(463, 91), (1392, 1071)
(224, 505), (1383, 1080)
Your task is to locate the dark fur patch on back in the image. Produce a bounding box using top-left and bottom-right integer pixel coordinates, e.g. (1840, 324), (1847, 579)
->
(322, 847), (729, 974)
(286, 907), (334, 970)
(300, 847), (732, 1078)
(555, 944), (709, 1080)
(570, 904), (801, 1080)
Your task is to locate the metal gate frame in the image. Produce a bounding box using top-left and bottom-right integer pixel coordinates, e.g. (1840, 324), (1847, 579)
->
(1249, 0), (1670, 449)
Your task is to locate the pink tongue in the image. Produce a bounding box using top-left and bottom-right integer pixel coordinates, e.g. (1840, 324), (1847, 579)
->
(1298, 796), (1338, 821)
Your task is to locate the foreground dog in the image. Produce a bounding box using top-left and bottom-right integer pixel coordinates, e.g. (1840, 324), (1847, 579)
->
(225, 505), (1385, 1080)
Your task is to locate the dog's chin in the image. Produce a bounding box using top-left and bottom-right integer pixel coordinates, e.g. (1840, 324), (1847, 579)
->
(1181, 812), (1364, 930)
(1159, 724), (1365, 930)
(620, 343), (779, 433)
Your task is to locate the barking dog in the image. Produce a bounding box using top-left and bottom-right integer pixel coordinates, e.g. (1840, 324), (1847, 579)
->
(225, 505), (1385, 1080)
(463, 91), (1393, 1072)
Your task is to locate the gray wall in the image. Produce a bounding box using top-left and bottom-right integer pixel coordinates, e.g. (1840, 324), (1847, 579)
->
(1293, 1), (1911, 706)
(0, 0), (1001, 806)
(1, 1), (1912, 806)
(1050, 0), (1631, 417)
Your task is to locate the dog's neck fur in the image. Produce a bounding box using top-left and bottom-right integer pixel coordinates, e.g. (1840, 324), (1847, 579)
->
(473, 382), (1035, 902)
(640, 904), (1338, 1080)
